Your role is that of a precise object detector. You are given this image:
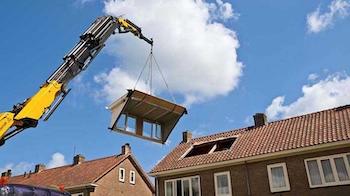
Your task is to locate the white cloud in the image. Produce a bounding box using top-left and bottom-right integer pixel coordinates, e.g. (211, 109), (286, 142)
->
(209, 0), (239, 21)
(76, 0), (95, 5)
(307, 0), (350, 33)
(47, 152), (67, 169)
(266, 73), (350, 120)
(0, 162), (33, 176)
(0, 152), (67, 176)
(94, 68), (149, 102)
(97, 0), (242, 106)
(308, 73), (319, 81)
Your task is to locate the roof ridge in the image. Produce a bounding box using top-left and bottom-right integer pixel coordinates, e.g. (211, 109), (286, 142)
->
(191, 104), (350, 142)
(266, 104), (350, 124)
(76, 154), (122, 164)
(10, 154), (126, 178)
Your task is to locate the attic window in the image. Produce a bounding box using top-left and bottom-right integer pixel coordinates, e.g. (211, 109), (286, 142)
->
(119, 168), (125, 182)
(185, 138), (236, 158)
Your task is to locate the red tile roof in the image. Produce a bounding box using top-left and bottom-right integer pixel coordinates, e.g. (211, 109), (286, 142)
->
(9, 154), (128, 188)
(151, 105), (350, 174)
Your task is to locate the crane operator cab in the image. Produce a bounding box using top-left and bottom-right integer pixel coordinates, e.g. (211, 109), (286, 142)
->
(108, 89), (187, 144)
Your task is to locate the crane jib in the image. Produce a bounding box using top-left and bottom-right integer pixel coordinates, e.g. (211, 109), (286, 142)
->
(0, 15), (153, 146)
(47, 16), (118, 86)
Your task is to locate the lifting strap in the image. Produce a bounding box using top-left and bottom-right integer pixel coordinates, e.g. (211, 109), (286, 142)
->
(133, 45), (177, 103)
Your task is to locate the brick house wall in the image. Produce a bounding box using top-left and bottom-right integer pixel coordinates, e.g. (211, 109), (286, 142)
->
(91, 157), (153, 196)
(157, 147), (350, 196)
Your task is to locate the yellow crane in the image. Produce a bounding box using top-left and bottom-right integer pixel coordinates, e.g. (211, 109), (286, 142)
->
(0, 16), (153, 146)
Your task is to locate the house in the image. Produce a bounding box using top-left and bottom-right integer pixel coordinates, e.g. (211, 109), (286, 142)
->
(150, 105), (350, 196)
(4, 143), (155, 196)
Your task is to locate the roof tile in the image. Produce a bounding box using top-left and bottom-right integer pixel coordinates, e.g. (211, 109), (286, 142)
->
(151, 105), (350, 174)
(9, 154), (128, 188)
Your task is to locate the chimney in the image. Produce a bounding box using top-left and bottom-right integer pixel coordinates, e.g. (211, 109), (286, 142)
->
(34, 164), (46, 173)
(121, 143), (131, 155)
(1, 170), (11, 177)
(6, 170), (11, 177)
(253, 113), (267, 127)
(182, 131), (192, 143)
(73, 154), (85, 165)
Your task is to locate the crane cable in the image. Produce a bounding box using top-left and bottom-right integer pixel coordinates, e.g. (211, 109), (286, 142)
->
(133, 45), (177, 103)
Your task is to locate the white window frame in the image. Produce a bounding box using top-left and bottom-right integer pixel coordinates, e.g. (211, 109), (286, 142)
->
(267, 162), (291, 193)
(119, 168), (125, 182)
(143, 120), (162, 139)
(130, 170), (136, 185)
(117, 114), (136, 132)
(164, 175), (201, 196)
(214, 171), (232, 196)
(304, 153), (350, 188)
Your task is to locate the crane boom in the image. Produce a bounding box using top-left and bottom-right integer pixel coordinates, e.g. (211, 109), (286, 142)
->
(0, 16), (153, 146)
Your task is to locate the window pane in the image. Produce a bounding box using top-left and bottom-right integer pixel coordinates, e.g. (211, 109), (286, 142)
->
(307, 160), (322, 185)
(130, 171), (135, 184)
(191, 177), (200, 196)
(334, 157), (350, 181)
(126, 116), (136, 132)
(183, 179), (190, 196)
(166, 181), (173, 196)
(116, 114), (126, 130)
(214, 138), (235, 152)
(155, 124), (162, 139)
(119, 169), (125, 181)
(176, 180), (182, 196)
(216, 174), (230, 195)
(321, 159), (335, 182)
(270, 166), (286, 188)
(143, 121), (152, 137)
(347, 155), (350, 167)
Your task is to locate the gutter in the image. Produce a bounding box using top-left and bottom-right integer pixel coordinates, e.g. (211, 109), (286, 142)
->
(64, 183), (98, 191)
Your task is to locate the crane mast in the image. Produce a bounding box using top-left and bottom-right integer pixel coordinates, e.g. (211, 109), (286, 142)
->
(0, 16), (152, 146)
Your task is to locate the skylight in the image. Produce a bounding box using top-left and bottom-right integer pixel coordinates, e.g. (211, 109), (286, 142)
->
(184, 138), (236, 158)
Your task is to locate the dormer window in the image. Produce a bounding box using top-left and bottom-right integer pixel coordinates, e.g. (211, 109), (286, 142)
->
(184, 137), (236, 158)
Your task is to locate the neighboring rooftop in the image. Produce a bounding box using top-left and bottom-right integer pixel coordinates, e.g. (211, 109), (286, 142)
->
(8, 154), (127, 188)
(6, 144), (154, 192)
(151, 105), (350, 175)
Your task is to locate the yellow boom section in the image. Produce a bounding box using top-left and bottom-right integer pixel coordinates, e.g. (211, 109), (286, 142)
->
(0, 81), (62, 141)
(14, 81), (62, 120)
(0, 112), (15, 140)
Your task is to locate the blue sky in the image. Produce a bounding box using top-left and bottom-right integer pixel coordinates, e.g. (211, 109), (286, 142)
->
(1, 0), (349, 175)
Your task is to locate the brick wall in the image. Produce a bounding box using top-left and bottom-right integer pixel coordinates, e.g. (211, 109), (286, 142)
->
(91, 157), (153, 196)
(157, 147), (350, 196)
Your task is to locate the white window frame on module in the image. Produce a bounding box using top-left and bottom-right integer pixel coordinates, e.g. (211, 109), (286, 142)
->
(304, 152), (350, 188)
(214, 171), (232, 196)
(130, 170), (136, 185)
(266, 162), (291, 193)
(119, 168), (125, 182)
(164, 175), (201, 196)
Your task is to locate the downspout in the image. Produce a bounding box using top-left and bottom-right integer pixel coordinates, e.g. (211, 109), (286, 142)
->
(245, 161), (251, 196)
(155, 178), (159, 196)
